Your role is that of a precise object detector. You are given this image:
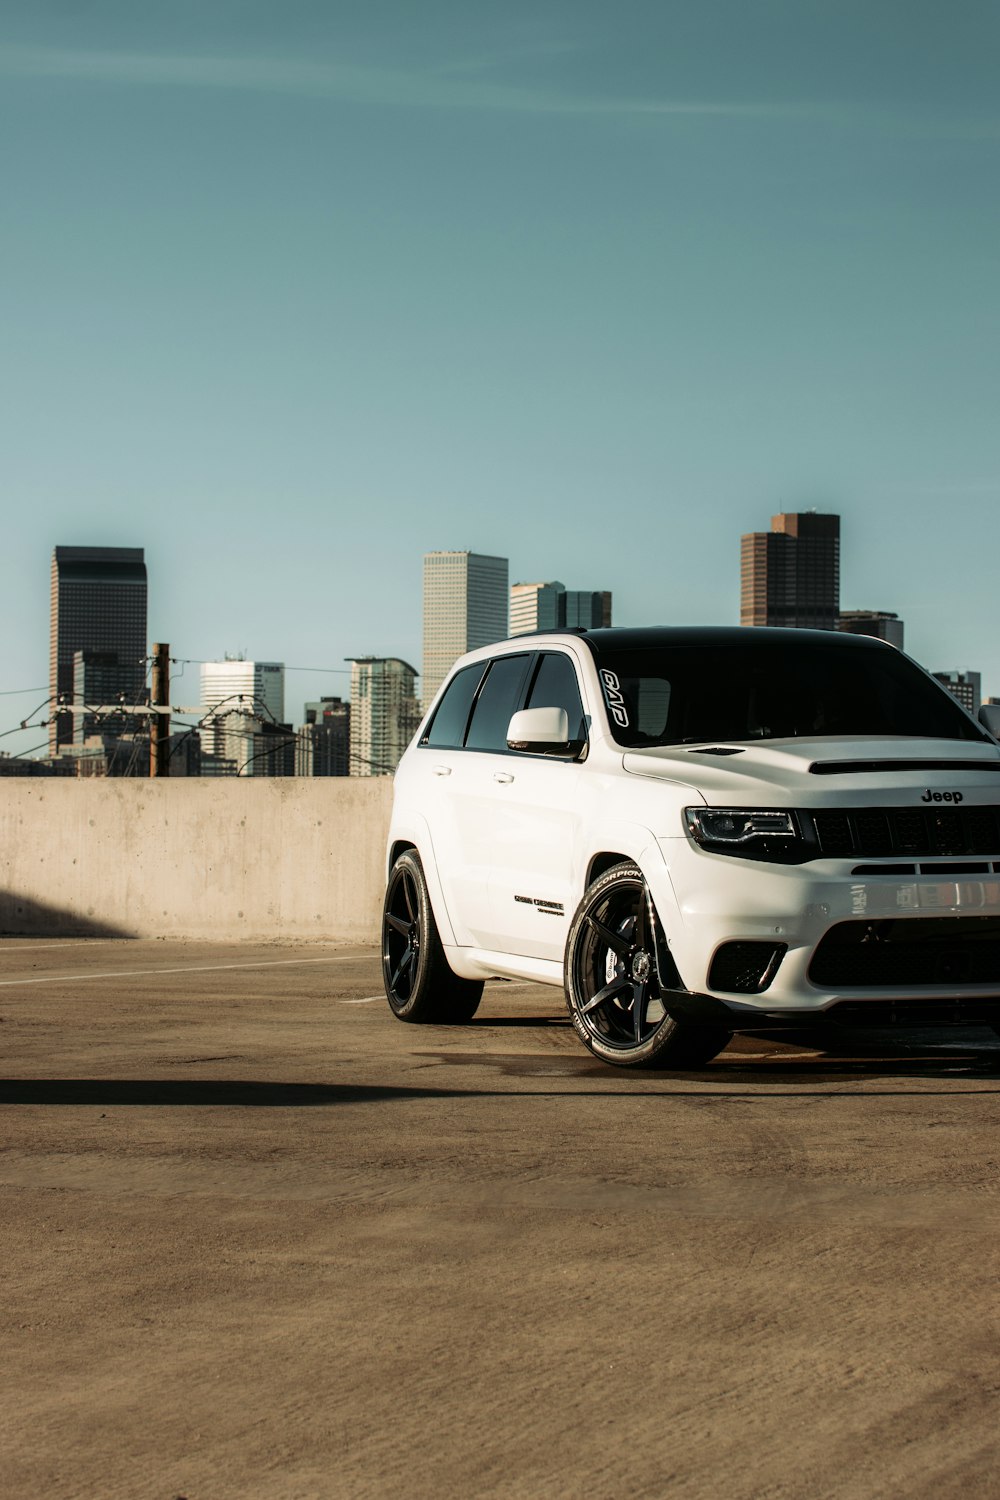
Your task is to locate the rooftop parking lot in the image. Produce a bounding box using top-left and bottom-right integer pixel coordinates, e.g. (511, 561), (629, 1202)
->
(2, 938), (999, 1499)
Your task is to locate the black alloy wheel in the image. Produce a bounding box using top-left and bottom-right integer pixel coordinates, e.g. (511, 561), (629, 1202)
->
(565, 861), (729, 1068)
(381, 850), (483, 1024)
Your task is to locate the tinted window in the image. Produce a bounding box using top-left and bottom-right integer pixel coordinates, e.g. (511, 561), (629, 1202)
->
(595, 643), (986, 748)
(465, 655), (531, 751)
(526, 653), (587, 742)
(423, 663), (485, 747)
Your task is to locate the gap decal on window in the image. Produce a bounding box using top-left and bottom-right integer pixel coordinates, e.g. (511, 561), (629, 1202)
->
(600, 669), (630, 728)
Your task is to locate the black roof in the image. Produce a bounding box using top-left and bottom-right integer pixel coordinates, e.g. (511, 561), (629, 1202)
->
(533, 625), (894, 656)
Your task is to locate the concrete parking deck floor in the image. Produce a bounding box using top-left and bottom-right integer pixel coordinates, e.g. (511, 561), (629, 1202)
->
(1, 939), (999, 1500)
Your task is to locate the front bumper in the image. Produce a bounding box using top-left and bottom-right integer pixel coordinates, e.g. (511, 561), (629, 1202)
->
(649, 838), (1000, 1019)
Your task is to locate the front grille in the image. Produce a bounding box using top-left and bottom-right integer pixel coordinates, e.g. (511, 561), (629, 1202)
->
(810, 917), (1000, 988)
(810, 806), (1000, 858)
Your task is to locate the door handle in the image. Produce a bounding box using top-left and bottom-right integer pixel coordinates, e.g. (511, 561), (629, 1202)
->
(432, 765), (452, 777)
(494, 772), (515, 784)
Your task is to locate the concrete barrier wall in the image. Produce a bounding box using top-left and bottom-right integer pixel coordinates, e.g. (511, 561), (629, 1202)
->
(0, 778), (395, 940)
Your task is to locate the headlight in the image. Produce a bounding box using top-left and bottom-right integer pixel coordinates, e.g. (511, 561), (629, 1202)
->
(684, 807), (802, 858)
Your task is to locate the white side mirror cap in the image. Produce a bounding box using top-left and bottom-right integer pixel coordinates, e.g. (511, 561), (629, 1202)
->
(507, 706), (570, 749)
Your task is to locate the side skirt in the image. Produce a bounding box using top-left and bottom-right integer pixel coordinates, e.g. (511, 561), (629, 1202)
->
(443, 945), (565, 987)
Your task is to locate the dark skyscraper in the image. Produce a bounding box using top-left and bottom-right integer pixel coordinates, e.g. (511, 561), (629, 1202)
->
(563, 590), (613, 630)
(837, 609), (904, 649)
(740, 512), (840, 630)
(49, 546), (148, 753)
(298, 697), (351, 776)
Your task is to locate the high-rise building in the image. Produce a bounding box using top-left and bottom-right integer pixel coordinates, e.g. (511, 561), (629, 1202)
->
(510, 581), (565, 636)
(509, 582), (613, 636)
(49, 546), (148, 753)
(348, 658), (420, 776)
(200, 659), (285, 774)
(422, 551), (508, 705)
(564, 590), (613, 630)
(837, 610), (904, 650)
(71, 649), (148, 746)
(245, 721), (296, 777)
(740, 512), (840, 630)
(933, 670), (981, 716)
(297, 697), (351, 777)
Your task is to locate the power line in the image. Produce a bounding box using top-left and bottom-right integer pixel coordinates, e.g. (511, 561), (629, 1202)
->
(2, 687), (399, 777)
(174, 659), (351, 675)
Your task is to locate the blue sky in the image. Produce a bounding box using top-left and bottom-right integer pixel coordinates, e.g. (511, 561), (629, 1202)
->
(2, 1), (998, 756)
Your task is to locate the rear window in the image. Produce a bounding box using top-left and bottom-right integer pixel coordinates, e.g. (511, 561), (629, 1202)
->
(422, 663), (485, 748)
(594, 643), (986, 748)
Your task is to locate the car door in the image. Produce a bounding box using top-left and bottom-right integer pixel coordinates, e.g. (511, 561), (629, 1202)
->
(442, 652), (535, 948)
(456, 649), (589, 962)
(402, 659), (489, 947)
(411, 652), (534, 949)
(484, 650), (590, 960)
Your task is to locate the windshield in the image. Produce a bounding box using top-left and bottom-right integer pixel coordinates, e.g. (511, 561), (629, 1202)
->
(594, 642), (986, 748)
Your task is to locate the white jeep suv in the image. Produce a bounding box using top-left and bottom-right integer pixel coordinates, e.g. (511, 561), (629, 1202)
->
(381, 627), (1000, 1068)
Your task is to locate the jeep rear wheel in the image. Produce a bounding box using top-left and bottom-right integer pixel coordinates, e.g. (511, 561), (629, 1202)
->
(382, 850), (484, 1024)
(565, 862), (730, 1068)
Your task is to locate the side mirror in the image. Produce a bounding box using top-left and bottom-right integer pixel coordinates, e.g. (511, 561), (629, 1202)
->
(507, 706), (571, 753)
(978, 704), (1000, 740)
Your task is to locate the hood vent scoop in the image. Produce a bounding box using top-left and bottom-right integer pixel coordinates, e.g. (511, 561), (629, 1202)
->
(687, 746), (746, 757)
(809, 758), (1000, 776)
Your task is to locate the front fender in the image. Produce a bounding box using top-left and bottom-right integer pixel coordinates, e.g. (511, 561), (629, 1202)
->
(581, 816), (668, 897)
(580, 822), (688, 984)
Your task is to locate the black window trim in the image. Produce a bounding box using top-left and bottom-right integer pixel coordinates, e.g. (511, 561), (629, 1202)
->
(417, 648), (590, 759)
(462, 652), (534, 755)
(419, 660), (488, 749)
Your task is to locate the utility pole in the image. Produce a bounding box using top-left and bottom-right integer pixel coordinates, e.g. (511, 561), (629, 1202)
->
(150, 643), (170, 778)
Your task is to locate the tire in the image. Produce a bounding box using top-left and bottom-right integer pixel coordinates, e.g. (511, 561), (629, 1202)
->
(382, 850), (484, 1024)
(565, 861), (730, 1069)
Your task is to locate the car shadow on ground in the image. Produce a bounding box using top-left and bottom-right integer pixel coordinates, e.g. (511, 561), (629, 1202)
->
(0, 1063), (997, 1106)
(2, 1069), (999, 1107)
(1, 1031), (997, 1106)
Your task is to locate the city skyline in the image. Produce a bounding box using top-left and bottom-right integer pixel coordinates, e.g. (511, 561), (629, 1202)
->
(2, 4), (999, 756)
(1, 517), (995, 767)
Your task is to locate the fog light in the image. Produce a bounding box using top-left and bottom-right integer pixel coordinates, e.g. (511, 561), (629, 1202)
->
(708, 941), (787, 994)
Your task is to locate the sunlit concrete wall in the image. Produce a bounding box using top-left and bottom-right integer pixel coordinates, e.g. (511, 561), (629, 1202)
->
(0, 779), (395, 940)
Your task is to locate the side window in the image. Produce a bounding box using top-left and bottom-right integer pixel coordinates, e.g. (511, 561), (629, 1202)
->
(465, 655), (531, 752)
(526, 653), (587, 742)
(423, 663), (485, 748)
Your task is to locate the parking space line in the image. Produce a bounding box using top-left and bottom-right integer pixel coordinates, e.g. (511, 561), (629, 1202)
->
(0, 955), (373, 988)
(0, 940), (127, 953)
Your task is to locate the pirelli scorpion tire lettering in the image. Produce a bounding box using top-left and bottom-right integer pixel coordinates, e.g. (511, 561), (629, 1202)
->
(381, 850), (484, 1024)
(565, 862), (731, 1069)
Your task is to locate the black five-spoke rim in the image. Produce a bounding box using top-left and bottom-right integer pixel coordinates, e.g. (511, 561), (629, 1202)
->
(383, 866), (421, 1004)
(573, 878), (666, 1050)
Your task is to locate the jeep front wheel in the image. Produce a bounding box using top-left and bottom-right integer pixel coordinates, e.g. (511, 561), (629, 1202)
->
(565, 862), (729, 1068)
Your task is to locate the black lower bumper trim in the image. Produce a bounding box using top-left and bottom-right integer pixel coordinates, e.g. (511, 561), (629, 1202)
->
(662, 989), (1000, 1031)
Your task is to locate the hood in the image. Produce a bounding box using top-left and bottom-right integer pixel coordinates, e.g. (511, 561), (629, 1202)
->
(621, 736), (1000, 807)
